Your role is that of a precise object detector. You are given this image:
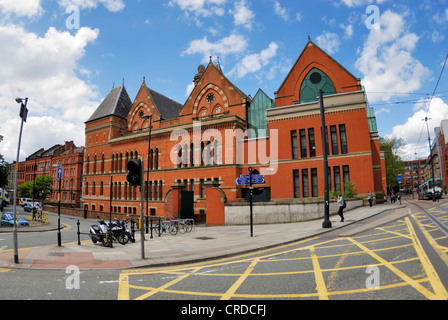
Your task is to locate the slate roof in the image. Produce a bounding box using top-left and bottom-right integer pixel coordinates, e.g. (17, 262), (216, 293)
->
(86, 85), (132, 123)
(148, 88), (183, 120)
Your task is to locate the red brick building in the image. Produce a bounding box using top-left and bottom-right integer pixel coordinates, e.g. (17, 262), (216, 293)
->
(402, 159), (426, 194)
(83, 39), (385, 225)
(19, 141), (84, 207)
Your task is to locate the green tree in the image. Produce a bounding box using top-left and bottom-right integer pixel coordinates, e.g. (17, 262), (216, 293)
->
(342, 181), (357, 199)
(380, 137), (405, 194)
(18, 175), (53, 201)
(0, 135), (9, 188)
(18, 181), (33, 198)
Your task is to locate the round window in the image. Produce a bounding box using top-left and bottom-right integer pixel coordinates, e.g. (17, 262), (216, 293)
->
(310, 72), (322, 84)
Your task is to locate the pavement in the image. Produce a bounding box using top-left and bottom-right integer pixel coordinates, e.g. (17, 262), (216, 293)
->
(0, 202), (409, 271)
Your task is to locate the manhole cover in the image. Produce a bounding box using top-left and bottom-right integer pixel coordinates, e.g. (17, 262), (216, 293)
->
(195, 237), (215, 240)
(49, 252), (65, 257)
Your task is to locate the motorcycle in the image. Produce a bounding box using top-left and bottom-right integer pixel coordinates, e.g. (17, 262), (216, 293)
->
(89, 218), (131, 247)
(89, 219), (108, 246)
(113, 218), (131, 245)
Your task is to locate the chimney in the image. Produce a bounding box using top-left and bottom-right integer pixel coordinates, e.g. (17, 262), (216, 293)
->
(193, 65), (206, 86)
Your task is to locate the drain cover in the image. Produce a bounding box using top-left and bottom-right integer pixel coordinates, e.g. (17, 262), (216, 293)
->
(50, 252), (65, 257)
(195, 237), (215, 240)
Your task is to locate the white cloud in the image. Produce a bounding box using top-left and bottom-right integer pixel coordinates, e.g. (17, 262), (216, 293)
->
(58, 0), (125, 12)
(387, 98), (448, 160)
(316, 32), (340, 54)
(355, 10), (430, 103)
(0, 0), (43, 18)
(339, 23), (354, 39)
(273, 1), (289, 21)
(229, 42), (279, 78)
(186, 82), (195, 98)
(0, 117), (85, 162)
(229, 0), (255, 31)
(168, 0), (227, 17)
(0, 25), (100, 162)
(337, 0), (390, 7)
(433, 8), (448, 24)
(182, 33), (248, 62)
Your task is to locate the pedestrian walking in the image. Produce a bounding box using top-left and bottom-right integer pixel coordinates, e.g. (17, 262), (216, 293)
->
(338, 194), (345, 222)
(367, 191), (373, 207)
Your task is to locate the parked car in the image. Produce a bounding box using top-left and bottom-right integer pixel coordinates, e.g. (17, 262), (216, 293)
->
(24, 202), (41, 212)
(20, 198), (33, 207)
(1, 212), (29, 227)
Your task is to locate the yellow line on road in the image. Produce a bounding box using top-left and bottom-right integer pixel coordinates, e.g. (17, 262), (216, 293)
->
(310, 247), (329, 300)
(375, 227), (412, 240)
(412, 215), (448, 267)
(348, 237), (437, 300)
(117, 273), (130, 300)
(134, 267), (204, 300)
(221, 258), (259, 300)
(406, 216), (448, 300)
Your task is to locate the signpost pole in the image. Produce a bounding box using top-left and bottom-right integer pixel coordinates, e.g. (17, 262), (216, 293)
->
(249, 167), (254, 237)
(140, 156), (145, 259)
(320, 90), (332, 229)
(12, 98), (28, 264)
(235, 171), (265, 238)
(57, 167), (62, 246)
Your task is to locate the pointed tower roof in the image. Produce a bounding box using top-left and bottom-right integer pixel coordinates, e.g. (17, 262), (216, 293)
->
(133, 78), (183, 121)
(86, 85), (132, 123)
(275, 37), (361, 107)
(180, 59), (250, 117)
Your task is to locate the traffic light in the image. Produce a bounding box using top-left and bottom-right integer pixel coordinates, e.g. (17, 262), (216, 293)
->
(127, 159), (142, 187)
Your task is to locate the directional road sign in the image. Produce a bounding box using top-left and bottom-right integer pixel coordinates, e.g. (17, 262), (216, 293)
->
(57, 167), (62, 180)
(235, 178), (250, 186)
(235, 174), (265, 185)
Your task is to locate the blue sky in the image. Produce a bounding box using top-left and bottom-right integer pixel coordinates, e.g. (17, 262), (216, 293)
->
(0, 0), (447, 163)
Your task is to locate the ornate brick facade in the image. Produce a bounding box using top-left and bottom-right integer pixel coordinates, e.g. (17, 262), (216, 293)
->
(82, 39), (385, 225)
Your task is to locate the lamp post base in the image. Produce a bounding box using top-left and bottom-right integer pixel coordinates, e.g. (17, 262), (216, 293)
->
(322, 220), (332, 229)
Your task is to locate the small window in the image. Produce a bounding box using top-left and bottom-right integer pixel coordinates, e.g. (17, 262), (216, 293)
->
(291, 131), (298, 159)
(293, 170), (300, 198)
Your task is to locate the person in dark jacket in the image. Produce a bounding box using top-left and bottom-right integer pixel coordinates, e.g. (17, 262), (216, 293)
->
(338, 194), (345, 222)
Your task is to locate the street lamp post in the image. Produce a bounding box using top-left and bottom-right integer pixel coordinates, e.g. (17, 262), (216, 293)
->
(13, 97), (28, 264)
(319, 90), (332, 229)
(139, 111), (152, 235)
(425, 117), (437, 202)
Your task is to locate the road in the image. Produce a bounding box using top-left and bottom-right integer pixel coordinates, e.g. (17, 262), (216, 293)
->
(118, 198), (448, 301)
(0, 198), (447, 305)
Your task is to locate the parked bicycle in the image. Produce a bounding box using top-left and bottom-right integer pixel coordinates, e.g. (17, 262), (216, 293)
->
(154, 219), (178, 236)
(177, 219), (194, 234)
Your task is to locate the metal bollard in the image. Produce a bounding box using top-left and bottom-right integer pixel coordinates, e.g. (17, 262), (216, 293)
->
(77, 220), (81, 246)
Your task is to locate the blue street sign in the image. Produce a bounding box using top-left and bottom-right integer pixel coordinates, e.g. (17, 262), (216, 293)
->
(252, 177), (265, 184)
(397, 175), (402, 183)
(236, 176), (265, 185)
(57, 167), (62, 180)
(236, 178), (249, 185)
(240, 174), (250, 179)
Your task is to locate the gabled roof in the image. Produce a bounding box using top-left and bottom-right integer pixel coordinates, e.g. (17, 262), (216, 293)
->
(86, 85), (132, 123)
(180, 60), (250, 116)
(26, 148), (46, 161)
(276, 37), (360, 95)
(146, 85), (183, 120)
